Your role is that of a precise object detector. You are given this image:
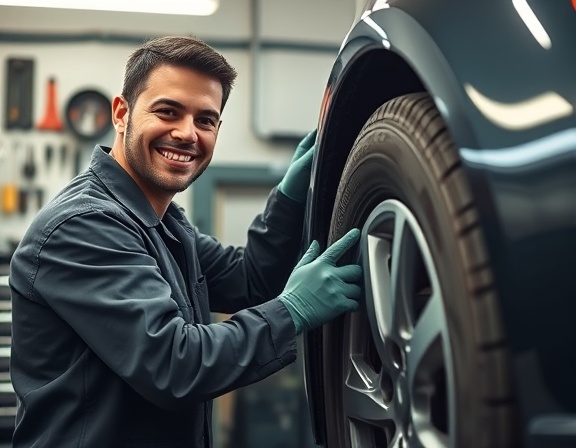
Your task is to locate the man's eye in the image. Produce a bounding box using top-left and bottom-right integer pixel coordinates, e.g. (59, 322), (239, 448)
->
(198, 117), (216, 127)
(156, 109), (176, 117)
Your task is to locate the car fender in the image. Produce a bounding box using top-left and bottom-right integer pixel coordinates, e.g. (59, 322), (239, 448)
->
(309, 1), (575, 230)
(304, 2), (576, 444)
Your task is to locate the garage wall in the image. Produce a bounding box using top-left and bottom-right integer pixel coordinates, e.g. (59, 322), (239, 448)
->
(0, 0), (355, 256)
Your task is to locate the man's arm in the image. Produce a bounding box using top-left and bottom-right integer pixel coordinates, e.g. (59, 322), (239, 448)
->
(195, 187), (305, 314)
(32, 210), (297, 410)
(197, 130), (317, 313)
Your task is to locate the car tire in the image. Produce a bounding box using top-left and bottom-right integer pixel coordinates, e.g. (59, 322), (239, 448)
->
(321, 92), (519, 447)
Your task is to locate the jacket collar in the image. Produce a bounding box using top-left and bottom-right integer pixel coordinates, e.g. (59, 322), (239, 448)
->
(89, 145), (162, 228)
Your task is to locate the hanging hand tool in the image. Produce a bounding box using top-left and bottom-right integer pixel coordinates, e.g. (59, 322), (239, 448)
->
(1, 142), (19, 215)
(19, 144), (38, 216)
(59, 144), (67, 169)
(44, 143), (54, 171)
(22, 144), (37, 183)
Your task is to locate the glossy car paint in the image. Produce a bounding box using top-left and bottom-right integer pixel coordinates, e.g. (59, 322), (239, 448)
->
(304, 0), (576, 446)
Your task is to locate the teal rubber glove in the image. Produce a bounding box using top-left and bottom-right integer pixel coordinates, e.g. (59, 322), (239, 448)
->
(279, 228), (363, 334)
(277, 129), (317, 203)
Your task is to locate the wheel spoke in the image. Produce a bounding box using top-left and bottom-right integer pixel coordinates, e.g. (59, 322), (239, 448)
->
(390, 431), (427, 448)
(363, 211), (413, 368)
(412, 426), (449, 448)
(364, 233), (394, 369)
(389, 213), (420, 338)
(406, 434), (427, 448)
(407, 291), (450, 448)
(364, 232), (393, 339)
(407, 291), (445, 386)
(344, 354), (397, 424)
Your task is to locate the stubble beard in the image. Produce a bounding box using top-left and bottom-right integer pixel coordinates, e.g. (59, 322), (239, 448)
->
(124, 121), (206, 194)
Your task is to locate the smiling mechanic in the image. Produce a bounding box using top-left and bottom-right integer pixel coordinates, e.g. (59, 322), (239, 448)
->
(8, 36), (362, 447)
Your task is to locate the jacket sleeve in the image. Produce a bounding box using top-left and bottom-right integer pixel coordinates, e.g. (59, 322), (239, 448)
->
(197, 187), (305, 314)
(33, 208), (297, 411)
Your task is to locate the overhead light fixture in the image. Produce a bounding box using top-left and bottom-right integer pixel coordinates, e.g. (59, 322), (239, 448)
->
(0, 0), (219, 16)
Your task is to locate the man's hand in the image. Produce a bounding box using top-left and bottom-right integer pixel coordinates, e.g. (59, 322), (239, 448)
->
(277, 129), (317, 203)
(279, 228), (363, 334)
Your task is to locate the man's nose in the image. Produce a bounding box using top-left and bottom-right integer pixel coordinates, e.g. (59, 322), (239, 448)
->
(171, 116), (198, 143)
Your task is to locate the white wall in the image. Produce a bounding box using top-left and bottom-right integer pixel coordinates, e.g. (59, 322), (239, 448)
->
(0, 0), (355, 255)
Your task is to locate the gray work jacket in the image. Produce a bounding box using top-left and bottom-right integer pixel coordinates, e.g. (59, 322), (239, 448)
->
(9, 145), (302, 447)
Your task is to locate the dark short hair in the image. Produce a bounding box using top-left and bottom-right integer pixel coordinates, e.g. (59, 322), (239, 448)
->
(121, 35), (237, 111)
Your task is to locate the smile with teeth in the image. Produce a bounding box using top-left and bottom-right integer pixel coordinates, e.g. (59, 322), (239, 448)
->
(159, 149), (193, 162)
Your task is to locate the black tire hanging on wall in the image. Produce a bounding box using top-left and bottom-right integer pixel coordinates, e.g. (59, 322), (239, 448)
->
(321, 93), (519, 447)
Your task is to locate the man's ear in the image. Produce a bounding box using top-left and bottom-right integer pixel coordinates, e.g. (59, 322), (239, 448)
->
(112, 95), (129, 134)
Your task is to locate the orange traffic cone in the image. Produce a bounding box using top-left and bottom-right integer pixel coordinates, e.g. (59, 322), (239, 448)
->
(37, 77), (64, 131)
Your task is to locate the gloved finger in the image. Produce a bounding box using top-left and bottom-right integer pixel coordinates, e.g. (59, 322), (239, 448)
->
(319, 228), (361, 264)
(297, 129), (317, 152)
(334, 264), (363, 283)
(290, 145), (315, 175)
(292, 138), (316, 163)
(339, 283), (362, 301)
(294, 240), (320, 269)
(341, 297), (360, 312)
(292, 129), (317, 161)
(301, 144), (315, 166)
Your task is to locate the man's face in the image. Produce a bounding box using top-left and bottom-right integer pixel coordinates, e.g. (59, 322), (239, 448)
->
(116, 64), (222, 205)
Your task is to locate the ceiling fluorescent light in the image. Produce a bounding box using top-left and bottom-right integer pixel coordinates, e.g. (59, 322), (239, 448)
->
(0, 0), (219, 16)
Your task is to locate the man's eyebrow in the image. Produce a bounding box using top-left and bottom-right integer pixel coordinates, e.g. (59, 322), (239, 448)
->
(150, 98), (220, 121)
(150, 98), (185, 110)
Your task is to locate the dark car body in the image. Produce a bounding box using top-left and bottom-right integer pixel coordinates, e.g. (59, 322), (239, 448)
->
(303, 1), (576, 447)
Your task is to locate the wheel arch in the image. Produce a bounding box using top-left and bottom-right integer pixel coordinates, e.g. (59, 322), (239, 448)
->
(309, 46), (432, 250)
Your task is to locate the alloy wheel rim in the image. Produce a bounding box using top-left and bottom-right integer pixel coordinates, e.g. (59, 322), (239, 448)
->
(344, 199), (455, 448)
